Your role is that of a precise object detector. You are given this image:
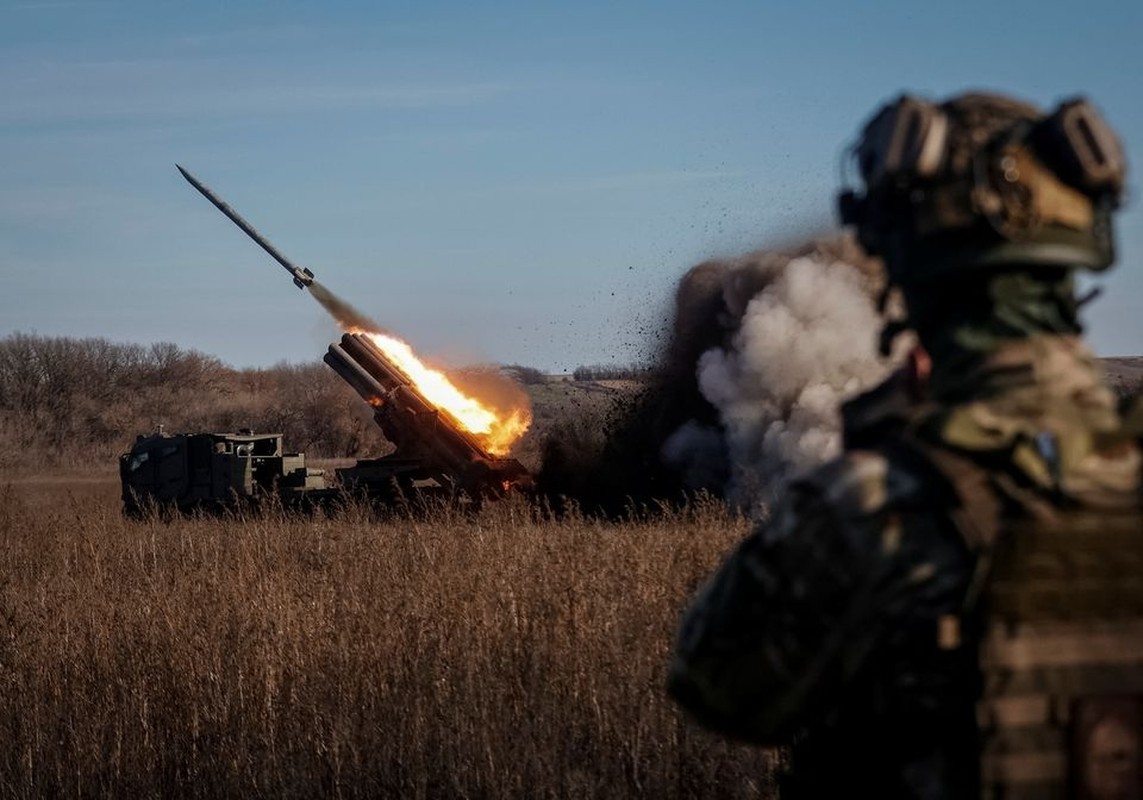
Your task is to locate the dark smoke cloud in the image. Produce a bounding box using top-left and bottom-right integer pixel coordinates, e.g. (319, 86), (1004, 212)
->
(310, 237), (896, 518)
(669, 235), (897, 512)
(538, 233), (898, 517)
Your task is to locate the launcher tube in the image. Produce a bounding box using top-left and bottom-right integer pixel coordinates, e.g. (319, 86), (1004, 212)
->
(323, 344), (387, 404)
(340, 333), (491, 453)
(336, 333), (487, 474)
(326, 332), (532, 497)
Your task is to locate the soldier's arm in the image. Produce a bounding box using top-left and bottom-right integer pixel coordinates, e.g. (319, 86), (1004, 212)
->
(667, 452), (955, 744)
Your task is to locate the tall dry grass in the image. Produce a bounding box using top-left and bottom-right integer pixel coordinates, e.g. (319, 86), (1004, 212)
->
(0, 478), (780, 798)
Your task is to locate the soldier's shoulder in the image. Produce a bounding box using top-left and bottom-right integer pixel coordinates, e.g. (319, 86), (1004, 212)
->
(788, 445), (932, 521)
(840, 367), (918, 450)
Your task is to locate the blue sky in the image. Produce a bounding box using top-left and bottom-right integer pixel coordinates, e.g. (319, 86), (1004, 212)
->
(2, 0), (1141, 371)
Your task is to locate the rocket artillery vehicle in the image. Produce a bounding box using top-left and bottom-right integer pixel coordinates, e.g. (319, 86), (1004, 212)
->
(119, 355), (531, 515)
(118, 168), (532, 517)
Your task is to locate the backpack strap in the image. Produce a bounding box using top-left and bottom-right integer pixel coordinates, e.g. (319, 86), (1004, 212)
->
(912, 444), (1002, 623)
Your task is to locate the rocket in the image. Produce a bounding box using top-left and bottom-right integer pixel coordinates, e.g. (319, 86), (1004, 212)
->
(175, 164), (315, 290)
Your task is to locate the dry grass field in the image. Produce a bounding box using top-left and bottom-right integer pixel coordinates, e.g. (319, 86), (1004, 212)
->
(2, 333), (1136, 798)
(0, 474), (780, 799)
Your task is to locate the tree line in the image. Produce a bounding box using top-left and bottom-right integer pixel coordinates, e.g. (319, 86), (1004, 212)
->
(0, 333), (390, 469)
(571, 364), (654, 382)
(0, 333), (668, 471)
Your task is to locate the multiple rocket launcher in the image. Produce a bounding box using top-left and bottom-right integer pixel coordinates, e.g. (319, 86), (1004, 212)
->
(325, 332), (531, 496)
(176, 165), (531, 499)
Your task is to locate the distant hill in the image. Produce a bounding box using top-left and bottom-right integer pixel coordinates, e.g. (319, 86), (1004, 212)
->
(1102, 357), (1143, 398)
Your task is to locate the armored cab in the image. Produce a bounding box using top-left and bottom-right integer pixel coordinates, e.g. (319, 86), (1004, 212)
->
(119, 429), (326, 517)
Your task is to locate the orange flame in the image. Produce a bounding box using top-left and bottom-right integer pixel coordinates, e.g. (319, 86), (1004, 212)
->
(352, 329), (530, 456)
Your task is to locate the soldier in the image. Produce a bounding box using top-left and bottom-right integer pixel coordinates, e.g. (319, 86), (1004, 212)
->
(668, 91), (1142, 798)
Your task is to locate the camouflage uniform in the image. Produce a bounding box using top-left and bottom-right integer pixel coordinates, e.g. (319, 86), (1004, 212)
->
(668, 93), (1142, 799)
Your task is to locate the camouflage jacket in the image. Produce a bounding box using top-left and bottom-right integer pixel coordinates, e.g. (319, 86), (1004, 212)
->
(668, 335), (1141, 798)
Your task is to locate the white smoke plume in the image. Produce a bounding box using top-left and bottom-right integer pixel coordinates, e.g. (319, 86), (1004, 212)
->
(662, 237), (895, 513)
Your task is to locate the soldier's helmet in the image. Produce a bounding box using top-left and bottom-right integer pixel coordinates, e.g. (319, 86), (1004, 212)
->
(837, 91), (1127, 288)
